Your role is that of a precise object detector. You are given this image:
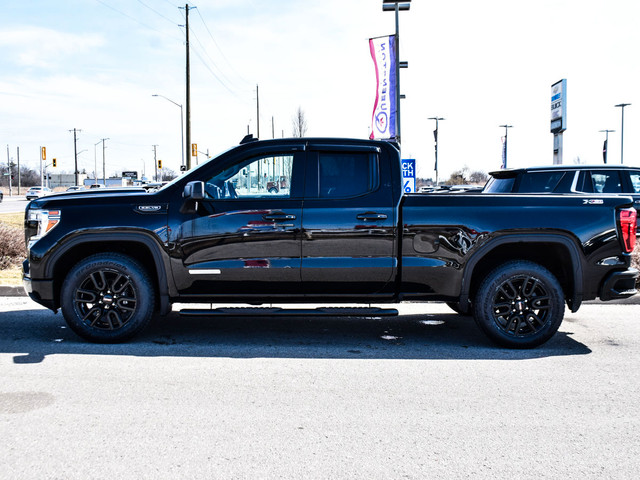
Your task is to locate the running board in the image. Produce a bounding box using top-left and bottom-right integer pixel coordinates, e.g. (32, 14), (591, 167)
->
(179, 307), (399, 317)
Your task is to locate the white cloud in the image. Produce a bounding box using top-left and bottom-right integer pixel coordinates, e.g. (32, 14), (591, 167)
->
(0, 26), (104, 68)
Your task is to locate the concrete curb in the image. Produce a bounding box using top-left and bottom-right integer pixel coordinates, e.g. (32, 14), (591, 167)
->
(0, 285), (27, 297)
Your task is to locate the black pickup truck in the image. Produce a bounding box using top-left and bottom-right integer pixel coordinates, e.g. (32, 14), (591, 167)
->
(23, 137), (638, 348)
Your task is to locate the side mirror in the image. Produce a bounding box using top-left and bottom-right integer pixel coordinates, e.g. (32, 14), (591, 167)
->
(183, 181), (204, 201)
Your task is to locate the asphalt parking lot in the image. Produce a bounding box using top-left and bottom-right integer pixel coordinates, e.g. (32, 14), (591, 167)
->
(1, 298), (639, 479)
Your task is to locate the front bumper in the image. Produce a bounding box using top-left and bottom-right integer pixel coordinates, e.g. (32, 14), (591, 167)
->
(599, 268), (639, 301)
(23, 259), (57, 311)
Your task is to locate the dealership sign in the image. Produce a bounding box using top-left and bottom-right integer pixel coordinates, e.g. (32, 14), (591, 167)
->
(550, 79), (567, 133)
(369, 34), (397, 140)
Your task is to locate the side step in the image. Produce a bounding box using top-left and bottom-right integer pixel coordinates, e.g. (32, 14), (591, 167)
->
(179, 307), (399, 317)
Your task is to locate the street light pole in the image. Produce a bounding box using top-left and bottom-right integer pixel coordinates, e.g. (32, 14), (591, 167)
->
(94, 140), (102, 185)
(428, 117), (445, 186)
(499, 124), (513, 168)
(382, 1), (411, 145)
(153, 94), (185, 170)
(599, 129), (615, 164)
(101, 138), (109, 185)
(615, 103), (631, 164)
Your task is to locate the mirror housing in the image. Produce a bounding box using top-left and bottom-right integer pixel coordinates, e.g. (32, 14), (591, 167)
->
(183, 181), (204, 201)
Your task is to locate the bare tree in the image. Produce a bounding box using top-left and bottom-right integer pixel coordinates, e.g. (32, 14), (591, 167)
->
(291, 106), (308, 137)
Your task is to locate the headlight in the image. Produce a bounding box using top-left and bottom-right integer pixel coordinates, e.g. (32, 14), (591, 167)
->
(26, 209), (61, 249)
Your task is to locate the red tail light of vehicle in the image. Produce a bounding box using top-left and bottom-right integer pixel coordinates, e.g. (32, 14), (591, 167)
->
(619, 208), (637, 253)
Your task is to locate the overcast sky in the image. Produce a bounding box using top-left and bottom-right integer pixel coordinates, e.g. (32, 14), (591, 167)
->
(1, 0), (639, 181)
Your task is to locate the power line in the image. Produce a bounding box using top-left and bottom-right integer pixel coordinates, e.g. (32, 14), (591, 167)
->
(195, 8), (251, 86)
(136, 0), (178, 25)
(94, 0), (182, 42)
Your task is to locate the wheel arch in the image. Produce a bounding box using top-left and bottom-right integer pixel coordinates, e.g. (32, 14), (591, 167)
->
(45, 232), (172, 314)
(459, 234), (583, 313)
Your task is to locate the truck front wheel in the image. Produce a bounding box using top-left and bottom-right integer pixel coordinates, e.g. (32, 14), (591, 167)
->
(60, 253), (156, 343)
(473, 261), (565, 348)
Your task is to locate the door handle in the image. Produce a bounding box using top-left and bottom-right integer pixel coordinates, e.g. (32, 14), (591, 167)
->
(263, 212), (297, 221)
(356, 212), (388, 221)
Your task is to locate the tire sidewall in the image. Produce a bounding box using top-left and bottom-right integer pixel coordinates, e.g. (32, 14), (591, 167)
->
(60, 253), (155, 343)
(474, 261), (565, 348)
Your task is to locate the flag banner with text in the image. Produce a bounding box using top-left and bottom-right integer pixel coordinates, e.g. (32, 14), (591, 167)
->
(369, 35), (396, 140)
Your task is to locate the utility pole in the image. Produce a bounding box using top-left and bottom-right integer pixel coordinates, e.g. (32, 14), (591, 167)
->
(101, 138), (109, 185)
(180, 4), (195, 171)
(16, 146), (21, 195)
(153, 145), (158, 182)
(272, 116), (275, 139)
(6, 145), (11, 197)
(69, 128), (81, 186)
(615, 103), (631, 164)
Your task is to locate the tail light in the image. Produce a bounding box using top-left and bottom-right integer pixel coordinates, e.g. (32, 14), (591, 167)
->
(619, 208), (637, 253)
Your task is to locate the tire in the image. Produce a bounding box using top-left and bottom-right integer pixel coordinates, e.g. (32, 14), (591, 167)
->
(60, 253), (155, 343)
(473, 261), (565, 348)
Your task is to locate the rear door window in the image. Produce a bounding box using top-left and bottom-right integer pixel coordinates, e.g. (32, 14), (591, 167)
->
(518, 172), (567, 193)
(317, 152), (379, 198)
(591, 170), (623, 193)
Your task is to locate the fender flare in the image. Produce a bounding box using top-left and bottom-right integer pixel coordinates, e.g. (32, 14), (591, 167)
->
(44, 231), (173, 315)
(458, 233), (584, 313)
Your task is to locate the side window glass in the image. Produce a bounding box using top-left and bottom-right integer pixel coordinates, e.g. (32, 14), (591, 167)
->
(591, 171), (622, 193)
(519, 172), (565, 193)
(318, 152), (378, 198)
(629, 172), (640, 193)
(205, 154), (293, 199)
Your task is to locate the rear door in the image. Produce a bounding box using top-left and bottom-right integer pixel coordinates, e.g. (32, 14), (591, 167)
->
(300, 145), (396, 296)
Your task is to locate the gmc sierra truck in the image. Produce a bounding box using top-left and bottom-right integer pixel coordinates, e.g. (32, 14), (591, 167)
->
(23, 137), (638, 348)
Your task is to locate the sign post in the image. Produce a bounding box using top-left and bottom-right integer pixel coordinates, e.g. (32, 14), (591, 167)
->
(402, 158), (415, 193)
(550, 79), (567, 165)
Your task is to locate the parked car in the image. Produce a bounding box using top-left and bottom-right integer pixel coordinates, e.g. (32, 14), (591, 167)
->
(23, 137), (637, 348)
(89, 184), (106, 189)
(66, 186), (85, 192)
(484, 164), (640, 231)
(0, 191), (3, 202)
(25, 186), (52, 200)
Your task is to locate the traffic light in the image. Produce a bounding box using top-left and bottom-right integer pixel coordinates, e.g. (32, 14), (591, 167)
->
(52, 158), (57, 167)
(191, 143), (197, 156)
(158, 159), (163, 169)
(41, 146), (46, 160)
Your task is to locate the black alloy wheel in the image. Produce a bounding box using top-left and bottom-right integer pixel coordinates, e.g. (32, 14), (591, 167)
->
(60, 253), (155, 343)
(474, 261), (565, 348)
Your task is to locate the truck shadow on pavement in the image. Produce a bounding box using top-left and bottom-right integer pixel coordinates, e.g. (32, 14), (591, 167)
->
(0, 307), (591, 364)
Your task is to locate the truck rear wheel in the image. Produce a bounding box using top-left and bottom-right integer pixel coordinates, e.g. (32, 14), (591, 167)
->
(473, 261), (565, 348)
(60, 253), (155, 343)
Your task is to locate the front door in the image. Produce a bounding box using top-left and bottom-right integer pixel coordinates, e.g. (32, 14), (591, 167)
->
(173, 149), (304, 298)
